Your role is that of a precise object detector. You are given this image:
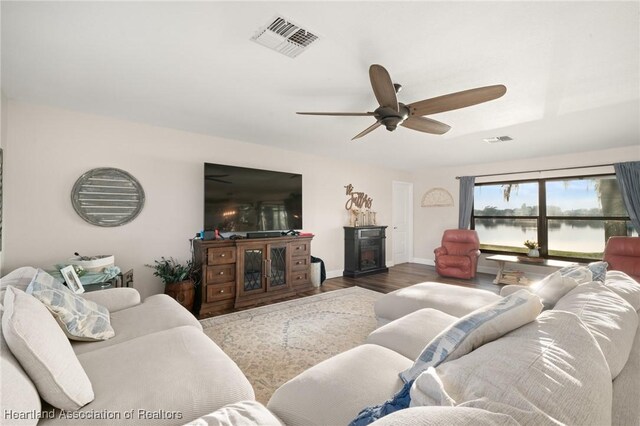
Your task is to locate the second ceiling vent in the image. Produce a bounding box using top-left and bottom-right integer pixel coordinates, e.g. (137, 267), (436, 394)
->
(251, 15), (319, 58)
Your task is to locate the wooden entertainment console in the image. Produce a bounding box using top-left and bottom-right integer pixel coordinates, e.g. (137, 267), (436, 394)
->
(194, 235), (314, 318)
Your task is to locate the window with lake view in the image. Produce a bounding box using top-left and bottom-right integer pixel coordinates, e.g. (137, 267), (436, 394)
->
(472, 175), (637, 260)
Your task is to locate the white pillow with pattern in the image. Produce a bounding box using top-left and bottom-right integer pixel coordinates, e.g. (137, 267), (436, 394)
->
(26, 269), (115, 341)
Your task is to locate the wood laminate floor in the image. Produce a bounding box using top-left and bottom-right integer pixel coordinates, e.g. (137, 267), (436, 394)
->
(317, 262), (498, 295)
(202, 263), (498, 318)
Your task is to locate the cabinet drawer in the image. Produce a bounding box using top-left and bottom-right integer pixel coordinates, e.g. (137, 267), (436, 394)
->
(290, 241), (310, 256)
(206, 264), (236, 284)
(206, 283), (235, 303)
(207, 247), (236, 265)
(291, 270), (309, 284)
(291, 256), (309, 271)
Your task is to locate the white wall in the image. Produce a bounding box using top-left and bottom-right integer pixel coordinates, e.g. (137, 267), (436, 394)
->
(412, 145), (640, 276)
(3, 101), (410, 298)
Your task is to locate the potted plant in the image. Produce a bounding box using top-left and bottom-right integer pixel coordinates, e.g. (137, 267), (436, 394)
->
(523, 240), (540, 258)
(147, 257), (195, 312)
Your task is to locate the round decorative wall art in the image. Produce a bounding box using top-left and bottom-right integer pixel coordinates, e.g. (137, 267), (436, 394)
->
(71, 167), (145, 227)
(421, 188), (454, 207)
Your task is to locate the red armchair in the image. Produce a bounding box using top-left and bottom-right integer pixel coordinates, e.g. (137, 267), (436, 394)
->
(603, 236), (640, 282)
(434, 229), (481, 279)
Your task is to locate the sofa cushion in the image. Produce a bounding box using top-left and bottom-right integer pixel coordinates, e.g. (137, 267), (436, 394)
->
(71, 294), (202, 355)
(267, 344), (412, 426)
(2, 286), (94, 411)
(351, 291), (542, 426)
(554, 281), (638, 379)
(369, 406), (519, 426)
(27, 269), (115, 341)
(436, 311), (612, 425)
(612, 321), (640, 426)
(81, 287), (141, 313)
(529, 271), (578, 308)
(0, 305), (42, 426)
(366, 308), (457, 360)
(375, 282), (501, 324)
(186, 401), (283, 426)
(0, 266), (38, 306)
(605, 270), (640, 310)
(40, 326), (255, 425)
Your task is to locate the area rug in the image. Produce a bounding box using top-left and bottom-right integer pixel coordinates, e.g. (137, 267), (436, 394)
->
(200, 286), (383, 404)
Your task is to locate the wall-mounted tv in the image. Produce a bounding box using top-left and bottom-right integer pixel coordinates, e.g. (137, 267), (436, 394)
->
(204, 163), (302, 233)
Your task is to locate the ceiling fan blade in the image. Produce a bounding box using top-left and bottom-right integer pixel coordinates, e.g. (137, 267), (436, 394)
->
(408, 85), (507, 117)
(296, 112), (375, 116)
(369, 64), (399, 112)
(352, 122), (381, 141)
(401, 117), (451, 135)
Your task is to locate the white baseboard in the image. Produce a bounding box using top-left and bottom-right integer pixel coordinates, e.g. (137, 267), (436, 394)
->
(411, 257), (435, 266)
(326, 269), (342, 279)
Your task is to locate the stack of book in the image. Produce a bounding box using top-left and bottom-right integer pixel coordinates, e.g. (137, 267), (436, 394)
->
(499, 269), (531, 285)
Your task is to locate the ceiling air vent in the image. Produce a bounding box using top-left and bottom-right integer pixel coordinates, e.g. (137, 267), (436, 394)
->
(483, 136), (514, 144)
(251, 16), (319, 58)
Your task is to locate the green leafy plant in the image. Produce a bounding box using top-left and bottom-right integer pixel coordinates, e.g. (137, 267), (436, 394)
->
(523, 240), (539, 250)
(146, 257), (194, 284)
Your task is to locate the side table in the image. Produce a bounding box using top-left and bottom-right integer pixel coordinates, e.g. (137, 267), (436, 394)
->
(486, 255), (577, 285)
(83, 269), (134, 293)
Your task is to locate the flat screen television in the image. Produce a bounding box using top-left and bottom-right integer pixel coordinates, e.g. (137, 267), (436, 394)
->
(204, 163), (302, 233)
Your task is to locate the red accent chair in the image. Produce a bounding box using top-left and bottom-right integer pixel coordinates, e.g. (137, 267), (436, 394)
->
(434, 229), (481, 279)
(603, 236), (640, 283)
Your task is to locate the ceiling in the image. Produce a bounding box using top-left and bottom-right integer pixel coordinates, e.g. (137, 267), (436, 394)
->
(2, 1), (639, 172)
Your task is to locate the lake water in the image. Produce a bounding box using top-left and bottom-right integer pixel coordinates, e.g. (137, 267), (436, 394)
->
(475, 222), (636, 253)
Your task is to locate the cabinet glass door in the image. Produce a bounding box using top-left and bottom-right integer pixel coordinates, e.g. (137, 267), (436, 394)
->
(243, 248), (264, 292)
(268, 246), (287, 288)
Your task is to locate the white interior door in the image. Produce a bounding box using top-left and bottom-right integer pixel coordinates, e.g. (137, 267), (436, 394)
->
(392, 181), (413, 265)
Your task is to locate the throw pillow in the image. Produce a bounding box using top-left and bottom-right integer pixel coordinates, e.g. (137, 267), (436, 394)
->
(2, 286), (94, 410)
(530, 271), (579, 309)
(588, 261), (608, 282)
(27, 269), (114, 341)
(557, 265), (593, 284)
(0, 303), (43, 421)
(499, 284), (530, 297)
(604, 270), (640, 310)
(0, 266), (38, 307)
(349, 290), (543, 426)
(409, 367), (456, 408)
(554, 281), (638, 378)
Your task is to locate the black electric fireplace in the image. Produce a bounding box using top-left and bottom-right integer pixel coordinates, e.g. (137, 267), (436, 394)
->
(343, 226), (388, 278)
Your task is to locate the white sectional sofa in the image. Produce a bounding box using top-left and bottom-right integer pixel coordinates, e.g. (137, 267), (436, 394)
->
(1, 267), (255, 425)
(267, 271), (640, 426)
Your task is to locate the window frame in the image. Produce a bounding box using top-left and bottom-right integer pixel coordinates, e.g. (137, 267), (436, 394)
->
(471, 173), (631, 262)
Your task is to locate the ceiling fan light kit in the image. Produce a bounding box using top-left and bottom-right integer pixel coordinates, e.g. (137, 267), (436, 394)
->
(297, 64), (507, 141)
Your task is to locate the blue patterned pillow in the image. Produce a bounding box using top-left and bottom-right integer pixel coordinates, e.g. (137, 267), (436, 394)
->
(26, 269), (115, 341)
(588, 261), (608, 282)
(349, 290), (543, 426)
(557, 265), (593, 284)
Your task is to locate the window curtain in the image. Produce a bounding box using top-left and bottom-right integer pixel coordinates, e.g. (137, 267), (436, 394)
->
(614, 161), (640, 233)
(458, 176), (475, 229)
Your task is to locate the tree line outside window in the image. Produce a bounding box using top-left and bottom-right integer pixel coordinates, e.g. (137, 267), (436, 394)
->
(471, 174), (637, 261)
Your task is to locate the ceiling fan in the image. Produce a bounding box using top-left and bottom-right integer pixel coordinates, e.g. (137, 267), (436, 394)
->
(297, 64), (506, 140)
